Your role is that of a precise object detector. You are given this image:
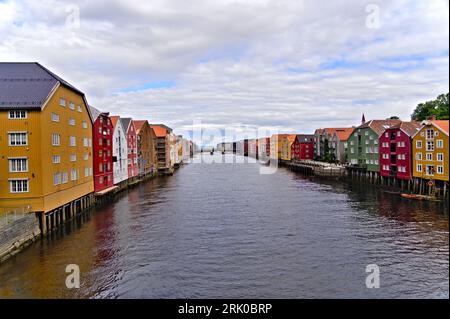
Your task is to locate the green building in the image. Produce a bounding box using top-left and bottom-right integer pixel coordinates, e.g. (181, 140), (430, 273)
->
(347, 119), (401, 172)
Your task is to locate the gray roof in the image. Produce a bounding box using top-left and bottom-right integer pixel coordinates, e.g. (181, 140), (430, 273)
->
(88, 105), (103, 122)
(0, 62), (86, 110)
(120, 117), (132, 131)
(295, 134), (314, 142)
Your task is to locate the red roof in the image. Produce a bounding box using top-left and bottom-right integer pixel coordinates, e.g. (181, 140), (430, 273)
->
(132, 120), (148, 133)
(150, 125), (167, 137)
(110, 116), (120, 128)
(432, 120), (449, 135)
(334, 128), (355, 141)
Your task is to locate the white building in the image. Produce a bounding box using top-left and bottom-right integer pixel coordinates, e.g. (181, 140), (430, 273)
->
(111, 116), (128, 184)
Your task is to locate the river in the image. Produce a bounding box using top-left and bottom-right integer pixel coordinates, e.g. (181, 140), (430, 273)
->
(0, 154), (448, 298)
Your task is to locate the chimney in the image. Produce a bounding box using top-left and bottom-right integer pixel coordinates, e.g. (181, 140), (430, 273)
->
(361, 113), (366, 124)
(427, 115), (436, 121)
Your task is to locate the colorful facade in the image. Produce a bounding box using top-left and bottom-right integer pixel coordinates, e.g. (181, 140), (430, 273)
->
(90, 106), (114, 193)
(258, 137), (270, 160)
(346, 119), (401, 172)
(280, 134), (297, 161)
(110, 116), (128, 184)
(379, 121), (421, 180)
(0, 62), (94, 214)
(150, 125), (171, 171)
(248, 139), (258, 158)
(292, 134), (314, 161)
(270, 134), (289, 160)
(412, 120), (449, 182)
(133, 120), (157, 176)
(330, 128), (355, 164)
(120, 118), (138, 179)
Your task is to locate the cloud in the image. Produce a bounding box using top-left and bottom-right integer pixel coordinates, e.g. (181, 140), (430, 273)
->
(0, 0), (448, 142)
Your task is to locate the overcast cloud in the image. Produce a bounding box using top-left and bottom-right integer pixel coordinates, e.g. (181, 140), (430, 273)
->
(0, 0), (448, 141)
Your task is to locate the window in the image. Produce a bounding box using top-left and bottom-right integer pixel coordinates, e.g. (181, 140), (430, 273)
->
(397, 131), (401, 137)
(69, 118), (75, 126)
(426, 141), (434, 151)
(385, 132), (388, 137)
(84, 167), (90, 177)
(374, 139), (378, 145)
(8, 132), (28, 146)
(69, 136), (76, 147)
(426, 129), (434, 139)
(426, 153), (433, 161)
(59, 98), (66, 107)
(416, 153), (422, 160)
(99, 138), (102, 146)
(350, 147), (354, 154)
(374, 160), (379, 165)
(416, 164), (422, 172)
(8, 110), (27, 119)
(436, 140), (443, 148)
(365, 140), (369, 145)
(54, 172), (61, 185)
(83, 138), (89, 147)
(52, 133), (61, 146)
(51, 112), (60, 122)
(77, 105), (82, 113)
(99, 177), (103, 184)
(365, 131), (368, 136)
(69, 102), (75, 110)
(52, 155), (61, 163)
(71, 169), (78, 181)
(437, 153), (444, 161)
(70, 154), (77, 162)
(374, 147), (378, 154)
(437, 166), (444, 174)
(9, 179), (28, 193)
(350, 141), (354, 146)
(84, 153), (89, 160)
(62, 172), (68, 183)
(82, 121), (88, 129)
(426, 165), (434, 175)
(9, 158), (28, 172)
(416, 140), (422, 148)
(88, 138), (92, 147)
(99, 163), (103, 172)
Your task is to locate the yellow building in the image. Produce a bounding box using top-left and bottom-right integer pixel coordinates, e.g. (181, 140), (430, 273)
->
(280, 134), (297, 161)
(412, 120), (449, 182)
(270, 134), (289, 160)
(0, 62), (94, 218)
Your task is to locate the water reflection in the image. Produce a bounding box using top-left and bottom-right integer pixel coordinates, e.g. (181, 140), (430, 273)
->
(0, 154), (448, 299)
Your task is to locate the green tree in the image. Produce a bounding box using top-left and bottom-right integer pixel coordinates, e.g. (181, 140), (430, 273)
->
(411, 93), (449, 121)
(388, 116), (400, 119)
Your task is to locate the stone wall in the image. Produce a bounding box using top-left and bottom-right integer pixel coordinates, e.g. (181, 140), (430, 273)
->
(0, 214), (41, 263)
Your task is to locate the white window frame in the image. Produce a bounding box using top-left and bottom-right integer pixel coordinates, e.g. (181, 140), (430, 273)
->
(8, 157), (28, 172)
(437, 166), (444, 174)
(416, 140), (422, 148)
(8, 110), (27, 119)
(416, 164), (422, 172)
(437, 153), (444, 162)
(9, 179), (29, 193)
(52, 133), (61, 146)
(436, 140), (444, 148)
(51, 112), (60, 122)
(69, 136), (76, 147)
(52, 155), (61, 163)
(59, 98), (66, 107)
(69, 118), (76, 126)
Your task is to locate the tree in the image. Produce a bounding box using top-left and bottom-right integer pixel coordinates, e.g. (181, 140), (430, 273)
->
(411, 93), (449, 121)
(388, 116), (400, 119)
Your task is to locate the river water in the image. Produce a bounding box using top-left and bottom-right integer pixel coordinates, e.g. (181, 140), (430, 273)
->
(0, 154), (448, 298)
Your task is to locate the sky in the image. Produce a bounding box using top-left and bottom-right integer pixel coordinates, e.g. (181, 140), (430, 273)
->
(0, 0), (448, 143)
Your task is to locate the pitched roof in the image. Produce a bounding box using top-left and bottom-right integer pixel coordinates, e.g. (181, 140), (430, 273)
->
(132, 120), (148, 133)
(387, 121), (422, 137)
(286, 134), (297, 145)
(295, 134), (315, 143)
(333, 128), (355, 141)
(120, 117), (132, 131)
(0, 62), (85, 109)
(151, 123), (172, 133)
(110, 116), (120, 128)
(150, 125), (168, 137)
(358, 119), (402, 136)
(432, 120), (449, 135)
(88, 105), (105, 122)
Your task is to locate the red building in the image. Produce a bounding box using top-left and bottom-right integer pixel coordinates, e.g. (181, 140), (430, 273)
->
(292, 134), (314, 161)
(243, 139), (249, 156)
(89, 106), (114, 193)
(120, 118), (139, 178)
(379, 121), (422, 180)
